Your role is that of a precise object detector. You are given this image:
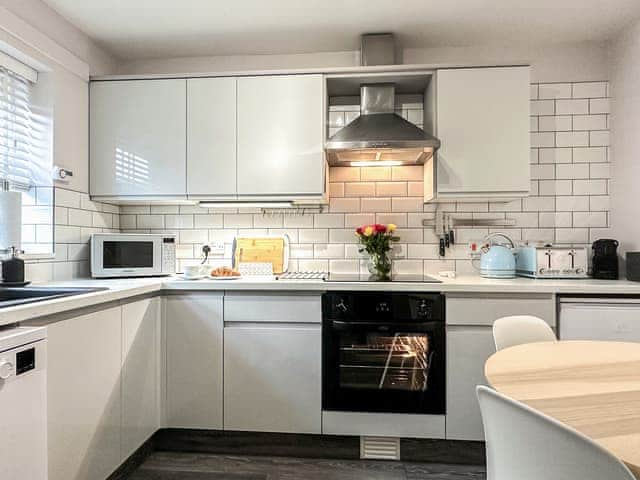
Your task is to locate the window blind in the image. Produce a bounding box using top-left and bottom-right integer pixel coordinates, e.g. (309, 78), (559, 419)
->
(0, 63), (39, 191)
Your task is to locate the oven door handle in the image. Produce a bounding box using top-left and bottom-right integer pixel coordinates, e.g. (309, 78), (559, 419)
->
(330, 320), (440, 331)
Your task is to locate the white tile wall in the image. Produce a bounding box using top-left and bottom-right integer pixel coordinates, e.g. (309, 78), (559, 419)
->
(93, 81), (612, 276)
(24, 187), (120, 282)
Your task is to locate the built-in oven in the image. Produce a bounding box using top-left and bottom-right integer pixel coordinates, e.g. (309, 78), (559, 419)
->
(322, 292), (445, 414)
(90, 233), (176, 278)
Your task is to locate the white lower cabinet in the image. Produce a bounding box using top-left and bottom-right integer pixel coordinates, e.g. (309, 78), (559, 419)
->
(446, 326), (496, 441)
(121, 298), (161, 458)
(444, 293), (555, 441)
(224, 323), (322, 434)
(164, 294), (224, 428)
(46, 306), (123, 480)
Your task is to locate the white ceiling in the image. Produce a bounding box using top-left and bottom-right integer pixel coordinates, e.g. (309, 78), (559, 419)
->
(43, 0), (640, 60)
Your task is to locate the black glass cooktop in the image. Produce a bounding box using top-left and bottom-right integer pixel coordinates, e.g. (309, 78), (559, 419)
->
(326, 273), (442, 283)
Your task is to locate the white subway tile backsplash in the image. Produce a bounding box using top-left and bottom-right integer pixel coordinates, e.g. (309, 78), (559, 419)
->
(531, 132), (555, 148)
(573, 147), (608, 163)
(572, 115), (607, 131)
(556, 131), (589, 147)
(573, 179), (607, 195)
(590, 163), (611, 179)
(328, 182), (344, 197)
(329, 166), (360, 182)
(573, 211), (607, 228)
(361, 197), (392, 213)
(361, 167), (391, 181)
(391, 166), (423, 181)
(538, 180), (572, 196)
(530, 100), (555, 115)
(572, 82), (607, 98)
(556, 228), (589, 244)
(137, 215), (164, 229)
(556, 163), (590, 180)
(538, 116), (572, 132)
(538, 83), (572, 99)
(167, 214), (195, 229)
(344, 182), (376, 197)
(523, 196), (555, 212)
(376, 182), (407, 197)
(392, 197), (424, 213)
(530, 164), (555, 180)
(589, 131), (610, 147)
(330, 197), (360, 213)
(556, 99), (589, 115)
(556, 196), (590, 212)
(589, 98), (610, 114)
(538, 148), (572, 163)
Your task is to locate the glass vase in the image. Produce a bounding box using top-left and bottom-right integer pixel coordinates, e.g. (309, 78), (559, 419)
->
(367, 251), (392, 281)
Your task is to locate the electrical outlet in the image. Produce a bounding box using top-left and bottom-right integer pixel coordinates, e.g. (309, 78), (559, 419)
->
(207, 242), (225, 256)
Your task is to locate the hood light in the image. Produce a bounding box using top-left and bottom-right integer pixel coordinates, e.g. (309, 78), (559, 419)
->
(350, 160), (403, 167)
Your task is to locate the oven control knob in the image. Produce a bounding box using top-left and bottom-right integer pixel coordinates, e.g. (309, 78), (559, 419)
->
(376, 302), (390, 313)
(335, 299), (348, 313)
(417, 300), (431, 318)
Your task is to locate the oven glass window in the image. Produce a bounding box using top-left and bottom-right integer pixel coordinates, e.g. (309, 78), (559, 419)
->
(103, 241), (154, 268)
(338, 331), (431, 391)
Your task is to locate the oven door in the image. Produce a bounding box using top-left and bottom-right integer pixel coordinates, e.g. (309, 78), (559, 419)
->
(91, 235), (162, 277)
(323, 320), (445, 414)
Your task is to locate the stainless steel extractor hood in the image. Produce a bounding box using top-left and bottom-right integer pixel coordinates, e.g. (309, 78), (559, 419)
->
(325, 34), (440, 166)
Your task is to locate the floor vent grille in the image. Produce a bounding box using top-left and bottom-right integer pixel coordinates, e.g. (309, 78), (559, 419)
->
(360, 436), (401, 460)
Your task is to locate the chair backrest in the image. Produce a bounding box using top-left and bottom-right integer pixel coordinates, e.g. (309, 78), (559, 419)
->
(477, 385), (636, 480)
(492, 315), (556, 351)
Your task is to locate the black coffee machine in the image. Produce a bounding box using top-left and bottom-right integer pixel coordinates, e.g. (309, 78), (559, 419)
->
(592, 239), (619, 280)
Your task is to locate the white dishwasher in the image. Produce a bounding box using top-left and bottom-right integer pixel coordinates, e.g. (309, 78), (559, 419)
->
(559, 297), (640, 341)
(0, 326), (47, 479)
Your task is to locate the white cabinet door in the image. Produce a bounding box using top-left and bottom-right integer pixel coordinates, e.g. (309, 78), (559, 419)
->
(187, 77), (237, 196)
(90, 79), (187, 197)
(47, 307), (122, 480)
(165, 294), (224, 428)
(559, 301), (640, 341)
(446, 326), (496, 441)
(224, 323), (322, 434)
(121, 298), (160, 458)
(236, 75), (324, 196)
(435, 67), (530, 199)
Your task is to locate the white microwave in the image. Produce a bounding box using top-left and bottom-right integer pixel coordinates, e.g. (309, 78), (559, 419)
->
(90, 233), (176, 278)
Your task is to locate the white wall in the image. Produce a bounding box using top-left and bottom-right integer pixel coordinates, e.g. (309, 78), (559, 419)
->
(0, 0), (117, 75)
(609, 19), (640, 264)
(0, 0), (117, 194)
(116, 41), (609, 84)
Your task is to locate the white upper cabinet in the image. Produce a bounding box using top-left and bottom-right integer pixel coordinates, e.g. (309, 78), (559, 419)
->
(90, 79), (187, 197)
(187, 77), (237, 196)
(430, 66), (530, 201)
(236, 74), (325, 196)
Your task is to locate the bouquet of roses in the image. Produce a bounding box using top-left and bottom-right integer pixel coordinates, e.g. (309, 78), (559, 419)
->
(355, 224), (399, 280)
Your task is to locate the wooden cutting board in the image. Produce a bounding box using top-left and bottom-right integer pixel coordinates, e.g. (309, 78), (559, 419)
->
(233, 236), (288, 274)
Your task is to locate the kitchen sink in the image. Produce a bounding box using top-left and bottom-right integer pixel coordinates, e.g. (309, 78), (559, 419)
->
(0, 287), (108, 309)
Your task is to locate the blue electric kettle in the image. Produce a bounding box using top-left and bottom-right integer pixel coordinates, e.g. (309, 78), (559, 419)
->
(479, 233), (516, 278)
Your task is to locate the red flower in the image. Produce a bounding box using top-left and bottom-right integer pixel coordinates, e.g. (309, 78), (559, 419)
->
(356, 226), (363, 235)
(374, 224), (387, 233)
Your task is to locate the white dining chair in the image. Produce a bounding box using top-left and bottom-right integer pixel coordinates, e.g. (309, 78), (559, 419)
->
(476, 385), (636, 480)
(492, 315), (556, 351)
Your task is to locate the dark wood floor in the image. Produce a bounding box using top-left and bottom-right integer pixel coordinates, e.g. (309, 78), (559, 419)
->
(126, 452), (486, 480)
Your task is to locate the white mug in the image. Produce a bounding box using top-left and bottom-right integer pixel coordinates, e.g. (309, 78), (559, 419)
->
(183, 265), (202, 278)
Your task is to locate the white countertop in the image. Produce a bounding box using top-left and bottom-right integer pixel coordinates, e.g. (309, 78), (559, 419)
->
(2, 274), (640, 327)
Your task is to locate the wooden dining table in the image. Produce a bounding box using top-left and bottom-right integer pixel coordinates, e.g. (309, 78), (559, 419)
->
(485, 341), (640, 478)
